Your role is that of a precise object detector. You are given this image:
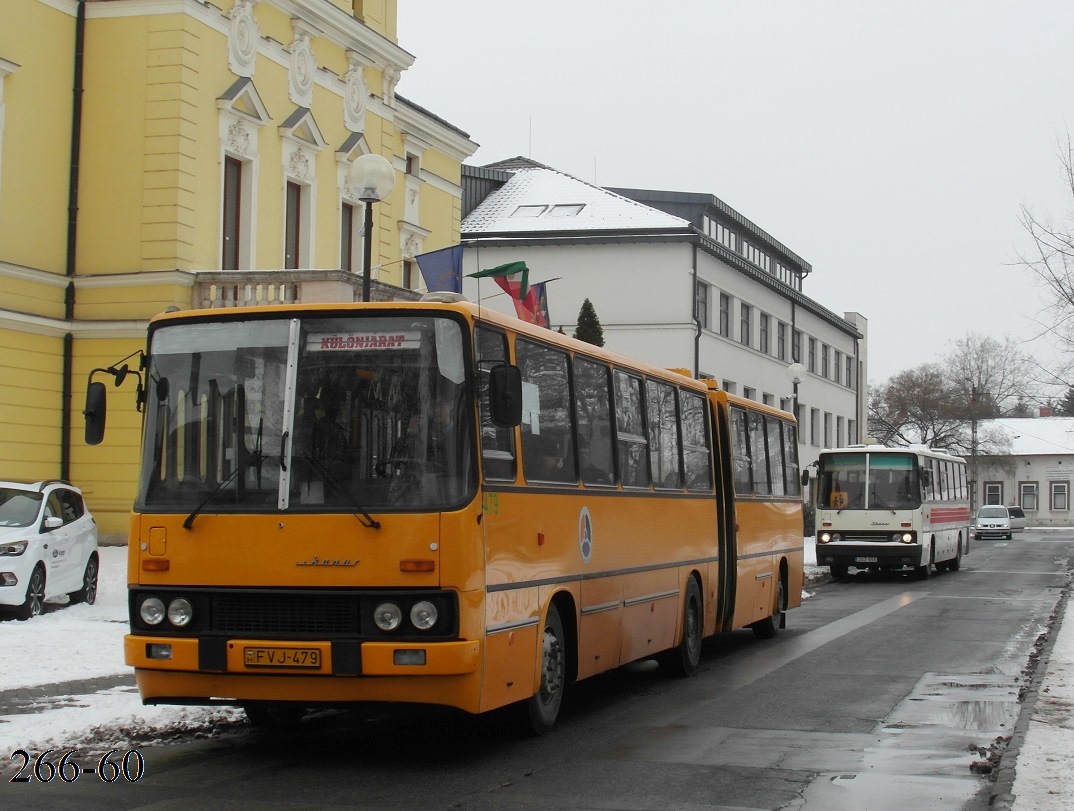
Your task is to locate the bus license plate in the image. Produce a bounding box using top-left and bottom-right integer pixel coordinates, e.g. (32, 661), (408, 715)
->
(855, 556), (878, 563)
(244, 647), (321, 669)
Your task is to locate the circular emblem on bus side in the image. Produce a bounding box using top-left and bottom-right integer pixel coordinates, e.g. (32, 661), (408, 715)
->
(578, 507), (593, 564)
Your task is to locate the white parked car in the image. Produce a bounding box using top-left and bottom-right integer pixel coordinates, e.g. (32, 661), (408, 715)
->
(0, 480), (99, 620)
(973, 505), (1013, 541)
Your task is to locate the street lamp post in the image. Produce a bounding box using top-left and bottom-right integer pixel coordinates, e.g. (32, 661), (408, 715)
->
(346, 153), (396, 302)
(969, 384), (979, 516)
(787, 362), (806, 424)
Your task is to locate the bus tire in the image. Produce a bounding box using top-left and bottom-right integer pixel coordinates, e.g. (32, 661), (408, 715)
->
(948, 538), (963, 572)
(915, 546), (933, 579)
(752, 575), (784, 640)
(526, 603), (566, 735)
(660, 577), (703, 677)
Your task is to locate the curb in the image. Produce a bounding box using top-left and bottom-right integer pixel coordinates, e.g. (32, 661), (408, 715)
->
(989, 572), (1072, 808)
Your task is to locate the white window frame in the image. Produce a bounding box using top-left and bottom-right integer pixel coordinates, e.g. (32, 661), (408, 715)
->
(1051, 481), (1069, 511)
(1020, 482), (1038, 511)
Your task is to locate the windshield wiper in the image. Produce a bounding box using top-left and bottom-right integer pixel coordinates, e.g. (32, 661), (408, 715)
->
(182, 448), (264, 530)
(870, 490), (897, 515)
(300, 455), (381, 530)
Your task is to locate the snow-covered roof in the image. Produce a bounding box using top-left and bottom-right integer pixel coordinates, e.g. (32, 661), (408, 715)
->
(983, 417), (1074, 456)
(462, 158), (691, 234)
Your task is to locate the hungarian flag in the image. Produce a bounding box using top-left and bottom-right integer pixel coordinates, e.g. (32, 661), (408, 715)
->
(468, 262), (551, 328)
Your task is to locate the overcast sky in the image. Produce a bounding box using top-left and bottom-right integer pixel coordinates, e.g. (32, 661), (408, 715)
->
(396, 1), (1074, 387)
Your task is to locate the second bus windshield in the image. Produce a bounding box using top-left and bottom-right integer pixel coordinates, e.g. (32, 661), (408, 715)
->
(818, 453), (919, 511)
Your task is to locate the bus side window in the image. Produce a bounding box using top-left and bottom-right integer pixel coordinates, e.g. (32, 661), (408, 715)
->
(783, 420), (801, 497)
(614, 370), (649, 488)
(476, 326), (517, 482)
(680, 391), (712, 492)
(518, 339), (577, 485)
(730, 406), (751, 495)
(573, 358), (615, 486)
(646, 379), (682, 489)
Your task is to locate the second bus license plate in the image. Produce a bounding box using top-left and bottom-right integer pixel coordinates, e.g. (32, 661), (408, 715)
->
(855, 556), (878, 563)
(244, 646), (321, 669)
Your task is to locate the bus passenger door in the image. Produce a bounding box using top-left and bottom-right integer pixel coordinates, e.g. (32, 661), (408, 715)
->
(712, 397), (738, 631)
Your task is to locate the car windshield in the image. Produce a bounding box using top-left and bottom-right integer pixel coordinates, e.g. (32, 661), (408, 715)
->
(977, 506), (1008, 519)
(0, 488), (42, 527)
(817, 452), (919, 511)
(137, 313), (473, 514)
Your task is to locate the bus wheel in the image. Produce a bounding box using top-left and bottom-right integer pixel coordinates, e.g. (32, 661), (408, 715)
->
(948, 540), (963, 572)
(830, 564), (848, 579)
(243, 702), (307, 729)
(526, 604), (566, 735)
(752, 576), (785, 640)
(660, 578), (703, 677)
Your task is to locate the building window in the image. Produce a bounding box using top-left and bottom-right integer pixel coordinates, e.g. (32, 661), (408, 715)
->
(341, 202), (356, 272)
(285, 180), (303, 269)
(777, 322), (787, 361)
(823, 412), (832, 447)
(402, 260), (415, 289)
(821, 344), (830, 379)
(1051, 481), (1069, 511)
(405, 152), (420, 176)
(719, 293), (730, 337)
(780, 397), (792, 412)
(792, 329), (802, 363)
(722, 380), (736, 395)
(696, 281), (710, 329)
(810, 408), (820, 447)
(808, 338), (817, 373)
(1020, 482), (1038, 511)
(740, 303), (752, 346)
(834, 350), (843, 384)
(848, 419), (856, 444)
(759, 313), (770, 354)
(222, 156), (243, 270)
(984, 482), (1003, 505)
(836, 415), (844, 447)
(763, 393), (774, 406)
(743, 386), (755, 401)
(846, 356), (854, 388)
(742, 240), (770, 272)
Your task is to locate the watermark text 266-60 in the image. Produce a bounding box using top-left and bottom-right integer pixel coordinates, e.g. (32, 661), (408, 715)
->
(9, 749), (145, 783)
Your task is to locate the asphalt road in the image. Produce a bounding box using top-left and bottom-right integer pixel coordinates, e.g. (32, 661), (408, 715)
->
(11, 530), (1072, 811)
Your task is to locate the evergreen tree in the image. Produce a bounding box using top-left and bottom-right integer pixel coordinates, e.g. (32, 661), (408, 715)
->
(573, 298), (604, 347)
(1060, 387), (1074, 416)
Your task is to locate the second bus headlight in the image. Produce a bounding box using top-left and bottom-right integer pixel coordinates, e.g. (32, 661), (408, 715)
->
(167, 598), (193, 627)
(410, 600), (438, 631)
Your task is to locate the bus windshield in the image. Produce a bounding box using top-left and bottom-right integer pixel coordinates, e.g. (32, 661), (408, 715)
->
(818, 452), (920, 511)
(137, 313), (473, 514)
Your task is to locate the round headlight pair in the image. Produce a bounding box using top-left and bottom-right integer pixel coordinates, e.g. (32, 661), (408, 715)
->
(373, 600), (439, 632)
(818, 532), (841, 544)
(139, 596), (193, 627)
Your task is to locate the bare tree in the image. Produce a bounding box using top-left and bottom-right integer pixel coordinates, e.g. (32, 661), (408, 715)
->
(869, 364), (968, 451)
(1018, 132), (1074, 386)
(943, 333), (1033, 415)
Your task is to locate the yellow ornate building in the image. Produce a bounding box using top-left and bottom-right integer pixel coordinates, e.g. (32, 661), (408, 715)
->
(0, 0), (477, 538)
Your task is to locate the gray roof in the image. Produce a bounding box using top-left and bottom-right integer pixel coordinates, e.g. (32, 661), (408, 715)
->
(462, 159), (690, 234)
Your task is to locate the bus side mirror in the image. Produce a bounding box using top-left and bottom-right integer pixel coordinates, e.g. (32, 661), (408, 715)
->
(801, 470), (810, 487)
(489, 364), (522, 427)
(84, 380), (107, 445)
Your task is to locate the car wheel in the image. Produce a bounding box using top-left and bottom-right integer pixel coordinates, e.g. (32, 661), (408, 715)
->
(14, 565), (46, 621)
(69, 554), (99, 605)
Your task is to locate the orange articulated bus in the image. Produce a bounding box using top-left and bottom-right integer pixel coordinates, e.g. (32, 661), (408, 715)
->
(87, 297), (803, 732)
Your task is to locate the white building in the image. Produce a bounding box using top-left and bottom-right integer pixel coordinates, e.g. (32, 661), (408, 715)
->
(459, 158), (866, 468)
(977, 417), (1074, 526)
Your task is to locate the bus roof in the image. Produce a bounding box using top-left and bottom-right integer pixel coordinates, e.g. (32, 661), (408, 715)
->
(819, 443), (966, 463)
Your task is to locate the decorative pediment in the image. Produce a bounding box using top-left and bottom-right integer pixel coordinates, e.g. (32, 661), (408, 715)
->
(278, 107), (327, 151)
(217, 77), (270, 125)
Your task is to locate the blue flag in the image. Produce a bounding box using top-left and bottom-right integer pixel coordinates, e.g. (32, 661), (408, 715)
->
(416, 245), (463, 293)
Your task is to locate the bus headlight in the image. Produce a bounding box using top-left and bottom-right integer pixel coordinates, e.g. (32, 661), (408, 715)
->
(167, 598), (194, 627)
(140, 596), (165, 626)
(410, 600), (438, 631)
(374, 602), (403, 631)
(899, 533), (915, 544)
(819, 533), (831, 544)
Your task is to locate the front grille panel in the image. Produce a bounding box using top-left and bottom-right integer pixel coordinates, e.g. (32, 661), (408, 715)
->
(211, 592), (360, 636)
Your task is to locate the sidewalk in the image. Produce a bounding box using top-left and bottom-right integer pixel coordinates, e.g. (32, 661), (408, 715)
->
(992, 584), (1074, 809)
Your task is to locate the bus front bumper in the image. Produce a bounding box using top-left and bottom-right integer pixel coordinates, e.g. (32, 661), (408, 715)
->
(124, 634), (481, 678)
(815, 543), (923, 569)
